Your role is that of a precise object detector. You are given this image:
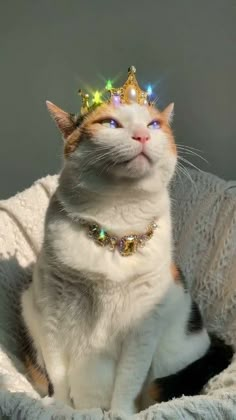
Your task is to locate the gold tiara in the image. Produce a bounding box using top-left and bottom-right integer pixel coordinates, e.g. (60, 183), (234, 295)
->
(78, 66), (154, 116)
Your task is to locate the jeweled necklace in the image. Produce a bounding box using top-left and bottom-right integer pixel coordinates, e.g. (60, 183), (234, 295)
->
(78, 218), (158, 257)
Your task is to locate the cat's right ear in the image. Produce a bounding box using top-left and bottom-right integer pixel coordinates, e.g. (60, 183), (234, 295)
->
(46, 101), (76, 139)
(162, 103), (174, 125)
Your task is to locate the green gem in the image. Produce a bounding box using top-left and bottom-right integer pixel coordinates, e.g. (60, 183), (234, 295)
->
(96, 228), (109, 245)
(106, 80), (113, 90)
(98, 228), (106, 240)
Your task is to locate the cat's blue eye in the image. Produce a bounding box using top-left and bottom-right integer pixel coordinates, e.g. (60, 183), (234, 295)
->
(148, 120), (160, 130)
(101, 119), (120, 129)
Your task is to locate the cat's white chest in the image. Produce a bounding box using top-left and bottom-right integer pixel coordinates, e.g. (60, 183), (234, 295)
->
(49, 216), (172, 343)
(51, 216), (171, 284)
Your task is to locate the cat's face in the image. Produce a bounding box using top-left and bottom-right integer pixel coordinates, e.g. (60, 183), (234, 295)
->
(47, 101), (177, 191)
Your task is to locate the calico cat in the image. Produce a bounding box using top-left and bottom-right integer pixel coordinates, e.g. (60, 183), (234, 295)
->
(21, 98), (233, 414)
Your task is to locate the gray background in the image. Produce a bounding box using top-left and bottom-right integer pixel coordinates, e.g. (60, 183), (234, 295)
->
(0, 0), (235, 199)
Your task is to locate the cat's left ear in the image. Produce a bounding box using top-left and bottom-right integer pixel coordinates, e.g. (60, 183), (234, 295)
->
(46, 101), (76, 139)
(162, 103), (174, 125)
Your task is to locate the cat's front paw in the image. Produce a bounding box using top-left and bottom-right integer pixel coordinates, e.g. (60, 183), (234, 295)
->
(53, 384), (72, 407)
(110, 401), (136, 416)
(42, 395), (75, 416)
(42, 395), (70, 409)
(42, 396), (56, 407)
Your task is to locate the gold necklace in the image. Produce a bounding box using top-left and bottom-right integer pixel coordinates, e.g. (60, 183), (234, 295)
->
(78, 218), (158, 257)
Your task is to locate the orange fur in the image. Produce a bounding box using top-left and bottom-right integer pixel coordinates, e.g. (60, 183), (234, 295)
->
(171, 262), (181, 283)
(135, 391), (143, 412)
(47, 101), (75, 139)
(163, 123), (177, 155)
(148, 382), (162, 402)
(148, 106), (177, 155)
(64, 127), (81, 156)
(25, 355), (49, 395)
(64, 103), (113, 156)
(63, 102), (176, 157)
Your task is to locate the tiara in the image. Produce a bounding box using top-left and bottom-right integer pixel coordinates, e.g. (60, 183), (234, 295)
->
(78, 66), (154, 116)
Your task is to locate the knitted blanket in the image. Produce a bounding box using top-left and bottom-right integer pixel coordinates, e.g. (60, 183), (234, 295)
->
(0, 169), (236, 419)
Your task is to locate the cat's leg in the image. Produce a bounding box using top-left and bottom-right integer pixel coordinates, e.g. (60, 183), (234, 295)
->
(111, 311), (161, 415)
(22, 285), (71, 405)
(154, 303), (210, 376)
(143, 290), (211, 407)
(149, 335), (234, 402)
(69, 352), (115, 410)
(39, 338), (71, 405)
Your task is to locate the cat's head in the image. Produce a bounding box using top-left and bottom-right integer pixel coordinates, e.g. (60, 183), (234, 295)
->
(47, 101), (177, 193)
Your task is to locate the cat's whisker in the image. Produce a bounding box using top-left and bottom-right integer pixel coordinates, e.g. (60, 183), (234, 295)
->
(152, 95), (159, 106)
(173, 167), (184, 187)
(176, 143), (203, 153)
(99, 152), (127, 175)
(178, 156), (203, 173)
(176, 162), (197, 189)
(86, 148), (136, 172)
(78, 150), (114, 173)
(177, 147), (208, 164)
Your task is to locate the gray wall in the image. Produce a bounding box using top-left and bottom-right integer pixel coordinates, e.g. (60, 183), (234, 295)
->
(0, 0), (235, 199)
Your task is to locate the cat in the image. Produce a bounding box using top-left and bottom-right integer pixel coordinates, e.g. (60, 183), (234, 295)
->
(21, 99), (233, 414)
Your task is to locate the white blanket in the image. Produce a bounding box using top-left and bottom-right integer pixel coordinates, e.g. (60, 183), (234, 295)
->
(0, 169), (236, 419)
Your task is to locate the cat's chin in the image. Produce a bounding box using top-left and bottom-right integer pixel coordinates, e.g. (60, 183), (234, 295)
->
(124, 153), (152, 165)
(110, 153), (153, 179)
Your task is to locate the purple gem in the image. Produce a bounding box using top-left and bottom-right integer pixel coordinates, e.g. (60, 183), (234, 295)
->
(112, 94), (121, 106)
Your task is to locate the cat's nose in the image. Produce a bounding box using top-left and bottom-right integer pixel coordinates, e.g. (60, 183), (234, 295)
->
(132, 128), (150, 144)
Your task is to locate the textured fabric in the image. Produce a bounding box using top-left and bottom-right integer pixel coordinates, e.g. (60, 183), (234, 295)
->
(0, 169), (236, 419)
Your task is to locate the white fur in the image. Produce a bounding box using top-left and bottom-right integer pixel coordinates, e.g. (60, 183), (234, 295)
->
(22, 103), (209, 414)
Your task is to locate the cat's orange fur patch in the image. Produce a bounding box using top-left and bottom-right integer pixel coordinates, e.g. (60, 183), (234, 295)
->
(64, 103), (177, 156)
(135, 392), (143, 412)
(163, 124), (177, 155)
(148, 382), (162, 402)
(171, 263), (181, 283)
(25, 355), (49, 395)
(64, 127), (81, 156)
(147, 106), (176, 155)
(64, 104), (113, 157)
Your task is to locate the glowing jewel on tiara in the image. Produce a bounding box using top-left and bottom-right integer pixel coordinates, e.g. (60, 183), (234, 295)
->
(78, 66), (154, 116)
(147, 85), (153, 96)
(108, 66), (149, 106)
(78, 89), (90, 116)
(93, 91), (102, 104)
(105, 80), (113, 90)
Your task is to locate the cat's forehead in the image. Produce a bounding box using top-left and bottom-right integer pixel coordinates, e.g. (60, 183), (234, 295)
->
(83, 103), (160, 125)
(115, 104), (159, 123)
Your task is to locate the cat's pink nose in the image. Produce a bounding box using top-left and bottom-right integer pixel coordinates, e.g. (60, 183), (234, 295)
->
(132, 128), (150, 144)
